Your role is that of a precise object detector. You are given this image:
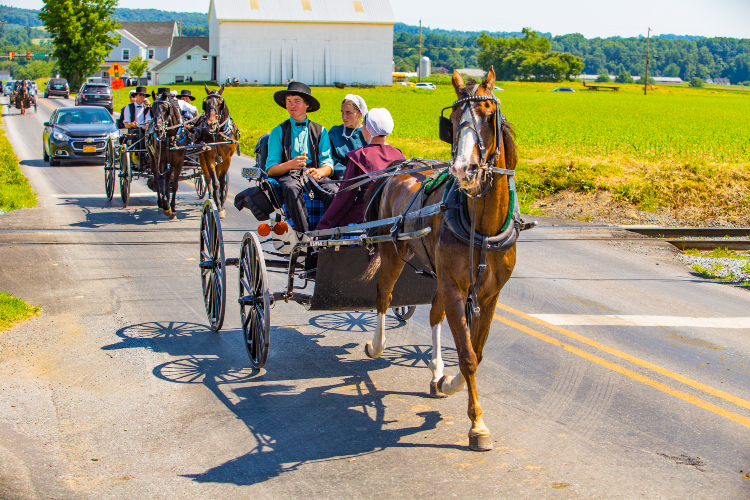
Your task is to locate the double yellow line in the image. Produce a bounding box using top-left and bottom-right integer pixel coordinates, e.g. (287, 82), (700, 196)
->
(494, 303), (750, 428)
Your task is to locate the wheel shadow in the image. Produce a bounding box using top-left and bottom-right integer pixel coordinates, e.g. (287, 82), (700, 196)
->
(104, 319), (457, 486)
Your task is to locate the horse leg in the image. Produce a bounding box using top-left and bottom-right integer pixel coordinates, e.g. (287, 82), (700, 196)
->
(440, 287), (495, 451)
(429, 292), (448, 398)
(364, 243), (406, 359)
(168, 160), (182, 220)
(198, 153), (213, 200)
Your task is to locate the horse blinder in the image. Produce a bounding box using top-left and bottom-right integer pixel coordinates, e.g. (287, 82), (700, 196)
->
(438, 108), (453, 145)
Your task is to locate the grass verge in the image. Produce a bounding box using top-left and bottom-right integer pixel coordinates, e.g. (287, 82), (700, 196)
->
(0, 292), (39, 332)
(0, 113), (36, 212)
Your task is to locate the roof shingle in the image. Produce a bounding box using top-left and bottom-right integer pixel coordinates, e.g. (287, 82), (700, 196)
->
(117, 22), (177, 47)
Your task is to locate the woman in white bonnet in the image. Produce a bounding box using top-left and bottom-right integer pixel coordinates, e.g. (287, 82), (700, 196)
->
(328, 94), (369, 179)
(317, 108), (405, 231)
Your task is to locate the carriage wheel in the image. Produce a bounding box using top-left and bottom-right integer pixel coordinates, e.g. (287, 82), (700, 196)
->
(194, 173), (207, 199)
(200, 200), (226, 332)
(104, 140), (115, 201)
(392, 306), (416, 322)
(239, 231), (270, 369)
(119, 145), (131, 207)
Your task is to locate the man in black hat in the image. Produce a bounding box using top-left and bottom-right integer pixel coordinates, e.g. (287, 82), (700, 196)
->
(176, 89), (199, 120)
(120, 86), (152, 130)
(266, 81), (335, 233)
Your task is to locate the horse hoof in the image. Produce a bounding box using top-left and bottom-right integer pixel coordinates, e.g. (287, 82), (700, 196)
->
(163, 208), (172, 217)
(436, 375), (447, 394)
(468, 432), (493, 452)
(169, 212), (177, 220)
(430, 381), (448, 398)
(364, 342), (380, 359)
(218, 209), (226, 219)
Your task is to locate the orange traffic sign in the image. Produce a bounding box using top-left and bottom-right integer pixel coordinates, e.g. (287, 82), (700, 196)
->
(108, 63), (124, 78)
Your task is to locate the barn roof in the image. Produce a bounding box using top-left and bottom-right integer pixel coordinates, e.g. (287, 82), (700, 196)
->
(118, 22), (178, 47)
(209, 0), (395, 24)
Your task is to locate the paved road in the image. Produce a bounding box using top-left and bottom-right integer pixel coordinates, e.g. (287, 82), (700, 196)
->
(1, 97), (749, 499)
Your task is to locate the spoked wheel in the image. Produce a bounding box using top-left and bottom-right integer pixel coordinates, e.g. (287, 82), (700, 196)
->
(238, 231), (270, 369)
(119, 146), (131, 207)
(392, 306), (416, 322)
(200, 200), (226, 331)
(104, 139), (115, 201)
(195, 173), (207, 199)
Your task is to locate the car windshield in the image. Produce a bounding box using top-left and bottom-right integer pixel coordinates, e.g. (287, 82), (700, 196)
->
(56, 109), (114, 125)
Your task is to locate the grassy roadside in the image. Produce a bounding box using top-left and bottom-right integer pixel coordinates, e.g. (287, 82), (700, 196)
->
(0, 292), (39, 332)
(0, 113), (37, 212)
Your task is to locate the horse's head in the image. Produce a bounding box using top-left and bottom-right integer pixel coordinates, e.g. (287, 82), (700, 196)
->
(203, 84), (226, 132)
(150, 89), (179, 139)
(447, 66), (502, 193)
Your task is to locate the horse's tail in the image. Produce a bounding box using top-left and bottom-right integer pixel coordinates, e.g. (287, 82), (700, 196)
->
(360, 160), (403, 282)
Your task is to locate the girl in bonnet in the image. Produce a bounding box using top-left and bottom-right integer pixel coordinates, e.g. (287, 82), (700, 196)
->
(316, 108), (405, 231)
(328, 94), (369, 179)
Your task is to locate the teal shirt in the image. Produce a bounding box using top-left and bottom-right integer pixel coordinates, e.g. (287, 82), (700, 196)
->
(265, 117), (334, 172)
(328, 125), (367, 179)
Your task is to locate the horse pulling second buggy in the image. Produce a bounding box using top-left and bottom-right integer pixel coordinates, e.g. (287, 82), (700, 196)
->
(7, 82), (37, 115)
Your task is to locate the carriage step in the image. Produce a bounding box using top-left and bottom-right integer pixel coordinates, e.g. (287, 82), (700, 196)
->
(225, 258), (239, 267)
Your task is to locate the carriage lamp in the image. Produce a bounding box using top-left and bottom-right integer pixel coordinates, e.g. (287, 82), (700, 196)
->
(257, 223), (271, 237)
(273, 221), (288, 235)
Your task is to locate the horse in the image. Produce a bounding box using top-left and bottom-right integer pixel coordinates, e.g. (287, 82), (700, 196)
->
(16, 79), (29, 115)
(146, 89), (189, 219)
(362, 67), (521, 451)
(197, 84), (238, 218)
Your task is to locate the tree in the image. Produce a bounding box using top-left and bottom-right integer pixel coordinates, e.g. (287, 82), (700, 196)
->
(663, 63), (680, 77)
(639, 74), (656, 85)
(689, 77), (704, 87)
(126, 55), (149, 78)
(39, 0), (120, 89)
(596, 73), (611, 83)
(616, 71), (635, 84)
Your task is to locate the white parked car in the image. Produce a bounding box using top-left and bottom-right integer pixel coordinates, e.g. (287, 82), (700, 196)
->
(415, 82), (436, 90)
(3, 80), (16, 96)
(494, 86), (504, 91)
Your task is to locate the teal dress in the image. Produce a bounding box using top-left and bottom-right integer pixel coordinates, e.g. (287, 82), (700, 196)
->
(328, 125), (367, 180)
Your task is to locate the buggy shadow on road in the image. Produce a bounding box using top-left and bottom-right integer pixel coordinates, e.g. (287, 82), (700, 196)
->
(105, 314), (456, 486)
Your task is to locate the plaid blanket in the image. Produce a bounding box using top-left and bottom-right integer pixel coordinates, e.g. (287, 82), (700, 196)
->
(284, 194), (325, 232)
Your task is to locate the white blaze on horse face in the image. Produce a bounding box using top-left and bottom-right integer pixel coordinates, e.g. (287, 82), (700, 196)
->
(450, 105), (479, 183)
(429, 323), (444, 383)
(365, 312), (386, 358)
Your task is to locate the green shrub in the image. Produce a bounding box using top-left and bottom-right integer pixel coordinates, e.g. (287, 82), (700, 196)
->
(689, 77), (704, 88)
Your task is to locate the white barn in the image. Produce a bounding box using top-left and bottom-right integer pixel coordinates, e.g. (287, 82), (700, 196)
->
(208, 0), (396, 86)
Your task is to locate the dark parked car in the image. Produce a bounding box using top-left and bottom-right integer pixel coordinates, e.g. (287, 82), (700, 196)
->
(42, 106), (119, 166)
(550, 87), (575, 92)
(75, 83), (113, 113)
(44, 78), (70, 99)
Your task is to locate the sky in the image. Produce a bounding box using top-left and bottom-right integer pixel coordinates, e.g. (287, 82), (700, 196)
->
(9, 0), (750, 39)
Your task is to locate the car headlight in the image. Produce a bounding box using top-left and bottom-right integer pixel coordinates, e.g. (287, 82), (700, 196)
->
(110, 131), (120, 140)
(53, 131), (69, 141)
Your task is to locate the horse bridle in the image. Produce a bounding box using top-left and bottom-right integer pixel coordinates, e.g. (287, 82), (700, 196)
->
(203, 93), (226, 132)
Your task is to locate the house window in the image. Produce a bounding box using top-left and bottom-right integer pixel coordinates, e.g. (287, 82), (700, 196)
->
(122, 49), (130, 60)
(187, 55), (192, 60)
(147, 71), (151, 79)
(175, 76), (185, 83)
(203, 55), (208, 60)
(148, 49), (154, 59)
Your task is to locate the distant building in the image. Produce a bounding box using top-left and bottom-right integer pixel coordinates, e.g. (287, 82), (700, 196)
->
(634, 76), (684, 84)
(419, 56), (431, 78)
(0, 71), (10, 82)
(208, 0), (396, 86)
(151, 37), (211, 85)
(712, 77), (731, 85)
(455, 68), (485, 78)
(578, 74), (617, 82)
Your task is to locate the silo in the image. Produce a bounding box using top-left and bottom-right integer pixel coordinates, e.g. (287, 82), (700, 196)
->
(420, 56), (431, 78)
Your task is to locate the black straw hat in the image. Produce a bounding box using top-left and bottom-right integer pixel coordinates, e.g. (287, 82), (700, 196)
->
(178, 90), (196, 101)
(273, 82), (320, 112)
(134, 86), (147, 95)
(156, 87), (171, 96)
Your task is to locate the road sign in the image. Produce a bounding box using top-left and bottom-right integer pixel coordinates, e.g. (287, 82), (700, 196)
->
(112, 79), (125, 90)
(108, 63), (124, 78)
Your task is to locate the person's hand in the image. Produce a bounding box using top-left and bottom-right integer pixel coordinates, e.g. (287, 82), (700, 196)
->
(289, 154), (308, 171)
(305, 167), (326, 180)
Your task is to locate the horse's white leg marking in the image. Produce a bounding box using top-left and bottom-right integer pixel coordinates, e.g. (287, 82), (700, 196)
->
(365, 312), (386, 358)
(429, 323), (444, 383)
(441, 372), (466, 396)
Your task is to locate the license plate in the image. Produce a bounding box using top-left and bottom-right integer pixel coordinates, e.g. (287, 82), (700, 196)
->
(82, 146), (96, 153)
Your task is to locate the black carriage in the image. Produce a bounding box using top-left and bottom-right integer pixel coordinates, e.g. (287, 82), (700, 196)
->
(7, 87), (37, 114)
(199, 164), (439, 369)
(103, 128), (209, 206)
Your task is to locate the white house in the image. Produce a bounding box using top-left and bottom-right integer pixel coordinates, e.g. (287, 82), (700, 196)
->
(208, 0), (396, 86)
(101, 22), (180, 82)
(151, 37), (211, 85)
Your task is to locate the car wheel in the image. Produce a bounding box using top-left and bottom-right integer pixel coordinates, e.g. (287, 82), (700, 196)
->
(65, 94), (69, 99)
(44, 93), (48, 98)
(43, 143), (49, 162)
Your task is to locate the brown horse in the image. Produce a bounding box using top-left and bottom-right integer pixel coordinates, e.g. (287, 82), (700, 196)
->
(16, 79), (29, 115)
(146, 89), (188, 219)
(363, 67), (520, 451)
(197, 84), (238, 218)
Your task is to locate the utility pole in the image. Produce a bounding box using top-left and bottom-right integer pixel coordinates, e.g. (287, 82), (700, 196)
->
(644, 27), (651, 95)
(418, 20), (422, 83)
